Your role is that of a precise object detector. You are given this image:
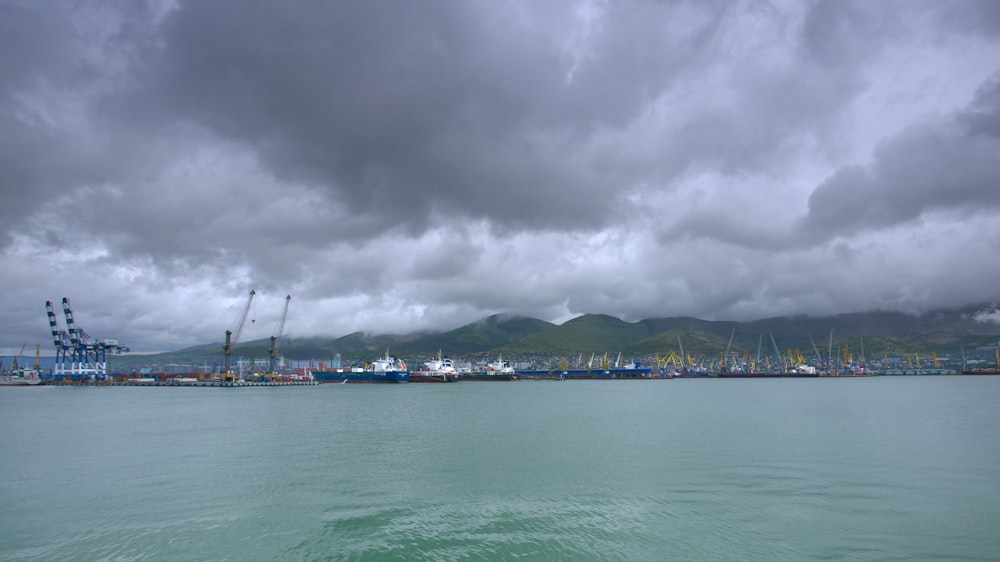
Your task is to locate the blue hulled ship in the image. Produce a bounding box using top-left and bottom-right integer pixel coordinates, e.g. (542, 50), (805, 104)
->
(311, 352), (410, 383)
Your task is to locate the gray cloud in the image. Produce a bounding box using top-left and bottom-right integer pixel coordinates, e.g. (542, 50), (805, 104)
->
(2, 0), (1000, 353)
(801, 74), (1000, 242)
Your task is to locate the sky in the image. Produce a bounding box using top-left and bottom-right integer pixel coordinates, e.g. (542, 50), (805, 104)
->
(3, 0), (1000, 354)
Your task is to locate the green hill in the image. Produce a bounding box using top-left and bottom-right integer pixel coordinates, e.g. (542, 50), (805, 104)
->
(397, 314), (554, 356)
(501, 314), (648, 355)
(107, 304), (1000, 370)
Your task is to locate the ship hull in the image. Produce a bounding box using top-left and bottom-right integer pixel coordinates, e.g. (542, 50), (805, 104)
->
(409, 373), (461, 383)
(461, 373), (520, 381)
(715, 372), (820, 378)
(312, 371), (409, 383)
(517, 368), (653, 380)
(1, 372), (45, 386)
(0, 378), (44, 386)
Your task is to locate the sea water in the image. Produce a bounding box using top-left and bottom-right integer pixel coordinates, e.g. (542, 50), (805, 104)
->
(1, 377), (999, 561)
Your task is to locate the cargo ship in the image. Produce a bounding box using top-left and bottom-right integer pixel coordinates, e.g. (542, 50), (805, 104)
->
(960, 368), (1000, 375)
(518, 364), (653, 380)
(461, 356), (519, 381)
(516, 354), (654, 380)
(311, 352), (409, 384)
(667, 368), (714, 378)
(715, 371), (820, 378)
(409, 351), (460, 382)
(0, 368), (44, 386)
(715, 366), (820, 378)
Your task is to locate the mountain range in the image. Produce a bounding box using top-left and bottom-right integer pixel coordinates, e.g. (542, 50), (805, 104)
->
(106, 304), (1000, 370)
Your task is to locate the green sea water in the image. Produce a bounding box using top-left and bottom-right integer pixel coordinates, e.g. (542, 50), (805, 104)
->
(2, 377), (999, 561)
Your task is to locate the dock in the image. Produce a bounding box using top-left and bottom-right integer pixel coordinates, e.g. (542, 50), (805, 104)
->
(46, 379), (320, 388)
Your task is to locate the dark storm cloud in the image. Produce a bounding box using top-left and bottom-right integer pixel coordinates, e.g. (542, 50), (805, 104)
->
(120, 0), (849, 239)
(0, 1), (174, 244)
(961, 74), (1000, 137)
(128, 1), (617, 234)
(801, 74), (1000, 242)
(944, 0), (1000, 38)
(0, 4), (82, 236)
(2, 0), (1000, 353)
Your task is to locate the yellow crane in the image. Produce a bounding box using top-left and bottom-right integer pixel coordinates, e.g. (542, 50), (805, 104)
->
(660, 351), (681, 366)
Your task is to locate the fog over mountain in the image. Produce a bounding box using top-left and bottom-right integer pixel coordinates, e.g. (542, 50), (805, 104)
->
(2, 0), (1000, 353)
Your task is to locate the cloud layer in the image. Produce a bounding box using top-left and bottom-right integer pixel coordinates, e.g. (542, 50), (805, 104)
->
(3, 0), (1000, 353)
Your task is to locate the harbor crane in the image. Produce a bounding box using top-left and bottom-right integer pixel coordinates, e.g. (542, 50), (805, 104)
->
(809, 334), (824, 366)
(45, 298), (129, 378)
(268, 294), (291, 374)
(223, 289), (256, 376)
(769, 332), (784, 372)
(12, 343), (26, 370)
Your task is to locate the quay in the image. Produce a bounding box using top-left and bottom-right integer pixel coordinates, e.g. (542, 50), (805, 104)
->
(47, 379), (320, 388)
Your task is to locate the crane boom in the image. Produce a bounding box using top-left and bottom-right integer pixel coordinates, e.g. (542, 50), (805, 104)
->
(722, 328), (735, 370)
(63, 298), (80, 348)
(809, 333), (823, 364)
(769, 332), (784, 372)
(269, 294), (291, 373)
(231, 289), (256, 348)
(828, 330), (834, 371)
(223, 289), (256, 375)
(46, 301), (71, 351)
(13, 343), (26, 370)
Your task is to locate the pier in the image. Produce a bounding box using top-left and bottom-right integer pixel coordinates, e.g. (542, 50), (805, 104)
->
(46, 379), (320, 388)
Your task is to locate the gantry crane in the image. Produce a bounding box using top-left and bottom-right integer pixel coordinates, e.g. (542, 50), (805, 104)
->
(45, 298), (128, 378)
(223, 289), (256, 377)
(268, 295), (291, 375)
